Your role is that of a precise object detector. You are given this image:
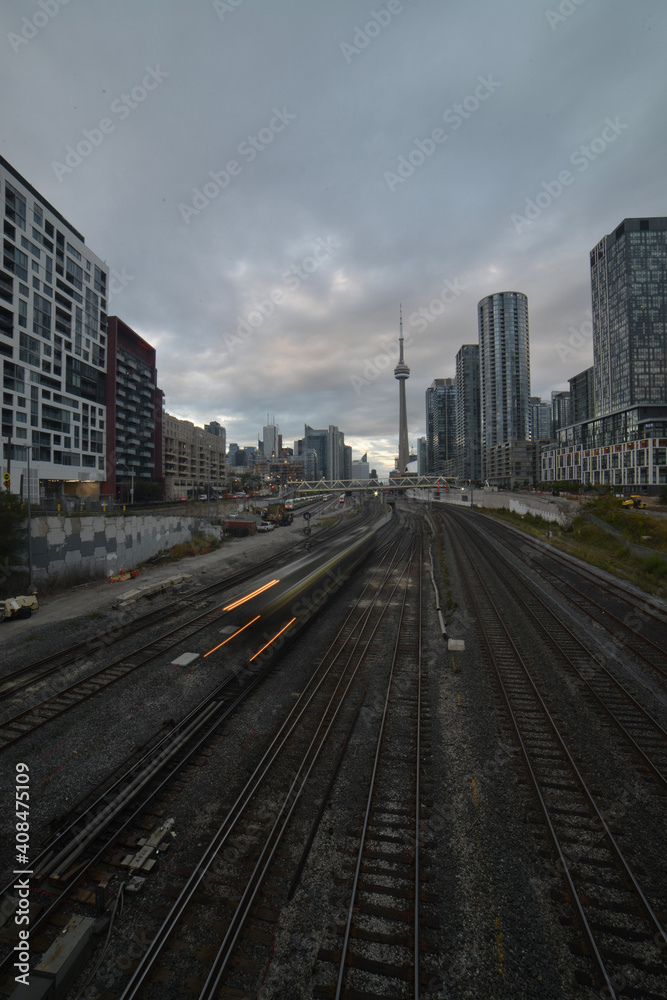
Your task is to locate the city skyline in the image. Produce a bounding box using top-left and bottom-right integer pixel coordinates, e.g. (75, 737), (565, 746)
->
(1, 1), (665, 476)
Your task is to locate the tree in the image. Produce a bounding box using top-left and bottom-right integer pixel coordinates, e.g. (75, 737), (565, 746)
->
(659, 485), (667, 506)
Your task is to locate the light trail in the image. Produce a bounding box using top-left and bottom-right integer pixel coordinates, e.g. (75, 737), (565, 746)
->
(249, 618), (297, 662)
(203, 616), (261, 657)
(223, 580), (279, 612)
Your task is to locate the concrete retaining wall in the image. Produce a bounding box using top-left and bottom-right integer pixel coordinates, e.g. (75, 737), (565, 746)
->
(425, 490), (574, 524)
(28, 513), (207, 581)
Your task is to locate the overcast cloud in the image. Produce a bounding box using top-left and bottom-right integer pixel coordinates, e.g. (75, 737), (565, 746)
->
(2, 0), (665, 475)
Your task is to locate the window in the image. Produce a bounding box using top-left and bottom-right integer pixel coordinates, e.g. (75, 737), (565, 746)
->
(3, 241), (28, 282)
(19, 333), (40, 367)
(66, 256), (83, 290)
(5, 184), (26, 231)
(3, 362), (25, 393)
(33, 293), (52, 339)
(21, 236), (40, 259)
(0, 270), (12, 303)
(33, 205), (43, 227)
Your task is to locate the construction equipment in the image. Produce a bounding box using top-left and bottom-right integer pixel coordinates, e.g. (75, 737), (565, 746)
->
(263, 503), (294, 526)
(0, 592), (38, 621)
(248, 502), (293, 526)
(621, 495), (648, 509)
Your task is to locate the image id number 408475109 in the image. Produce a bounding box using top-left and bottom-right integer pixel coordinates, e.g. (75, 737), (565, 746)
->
(13, 763), (31, 987)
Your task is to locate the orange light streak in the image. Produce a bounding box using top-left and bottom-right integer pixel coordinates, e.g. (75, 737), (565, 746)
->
(203, 616), (261, 657)
(223, 579), (280, 612)
(249, 618), (296, 662)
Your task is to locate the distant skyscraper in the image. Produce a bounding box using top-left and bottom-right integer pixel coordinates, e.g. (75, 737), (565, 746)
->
(303, 423), (345, 479)
(551, 390), (571, 432)
(425, 378), (456, 476)
(530, 397), (552, 440)
(262, 422), (280, 459)
(455, 345), (481, 482)
(591, 217), (667, 416)
(478, 291), (531, 473)
(394, 307), (410, 473)
(569, 367), (594, 423)
(417, 437), (427, 476)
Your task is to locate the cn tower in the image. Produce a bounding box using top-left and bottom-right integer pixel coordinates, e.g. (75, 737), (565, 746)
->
(394, 306), (410, 473)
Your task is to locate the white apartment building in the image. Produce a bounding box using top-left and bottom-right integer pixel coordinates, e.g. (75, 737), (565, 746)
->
(1, 156), (109, 499)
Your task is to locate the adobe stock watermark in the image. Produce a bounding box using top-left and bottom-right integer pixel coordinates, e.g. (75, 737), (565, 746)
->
(51, 66), (169, 182)
(384, 75), (501, 191)
(339, 0), (411, 63)
(511, 116), (628, 234)
(212, 0), (244, 21)
(545, 0), (588, 31)
(7, 0), (72, 53)
(178, 107), (296, 224)
(222, 235), (339, 354)
(107, 266), (135, 305)
(554, 309), (592, 364)
(349, 276), (467, 395)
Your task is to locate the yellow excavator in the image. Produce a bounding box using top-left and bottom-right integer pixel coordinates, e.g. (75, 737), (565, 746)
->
(621, 495), (648, 509)
(249, 503), (294, 526)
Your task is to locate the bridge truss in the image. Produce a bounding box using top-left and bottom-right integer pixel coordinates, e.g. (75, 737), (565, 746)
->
(284, 476), (456, 495)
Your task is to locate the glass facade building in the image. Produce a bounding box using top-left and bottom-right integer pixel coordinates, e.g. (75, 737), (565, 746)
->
(542, 220), (667, 490)
(478, 291), (531, 475)
(591, 217), (667, 416)
(455, 345), (481, 482)
(425, 377), (457, 477)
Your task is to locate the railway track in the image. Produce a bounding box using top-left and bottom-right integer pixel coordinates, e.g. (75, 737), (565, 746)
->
(438, 509), (667, 998)
(0, 508), (379, 753)
(456, 505), (667, 680)
(0, 514), (396, 997)
(313, 532), (432, 999)
(0, 500), (371, 702)
(89, 518), (433, 998)
(438, 507), (667, 787)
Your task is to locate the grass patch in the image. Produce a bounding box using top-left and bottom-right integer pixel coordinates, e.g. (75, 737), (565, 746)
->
(482, 506), (667, 599)
(150, 533), (223, 565)
(428, 519), (457, 616)
(582, 496), (667, 552)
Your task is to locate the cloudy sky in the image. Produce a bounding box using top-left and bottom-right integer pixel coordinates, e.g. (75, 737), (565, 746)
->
(2, 0), (665, 475)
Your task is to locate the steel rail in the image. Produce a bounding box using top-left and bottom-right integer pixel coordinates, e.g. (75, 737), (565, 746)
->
(473, 506), (667, 626)
(448, 506), (667, 670)
(335, 536), (420, 999)
(118, 524), (412, 998)
(0, 503), (379, 701)
(199, 548), (417, 1000)
(441, 510), (667, 787)
(413, 541), (423, 1000)
(443, 517), (667, 997)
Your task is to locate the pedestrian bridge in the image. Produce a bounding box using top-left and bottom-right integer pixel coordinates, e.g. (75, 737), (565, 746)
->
(284, 476), (456, 495)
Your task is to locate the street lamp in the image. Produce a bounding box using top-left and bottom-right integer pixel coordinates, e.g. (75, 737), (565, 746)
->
(24, 444), (36, 591)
